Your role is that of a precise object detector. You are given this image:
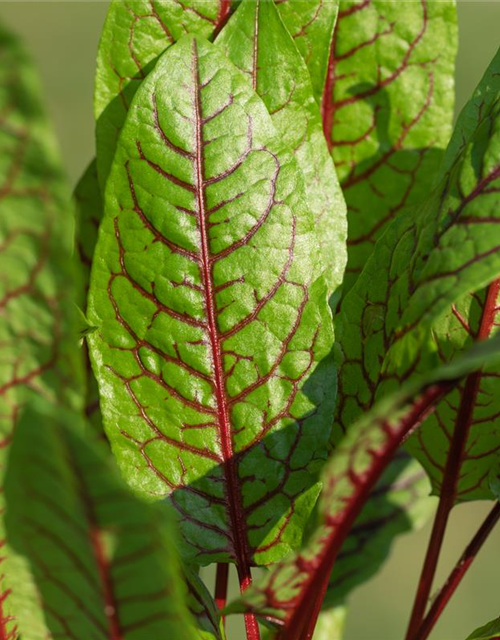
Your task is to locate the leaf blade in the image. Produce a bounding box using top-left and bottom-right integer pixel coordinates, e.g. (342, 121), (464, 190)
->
(88, 34), (335, 568)
(324, 0), (457, 294)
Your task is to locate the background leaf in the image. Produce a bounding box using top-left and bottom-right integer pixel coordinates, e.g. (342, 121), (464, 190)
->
(95, 0), (231, 187)
(324, 0), (457, 294)
(4, 399), (219, 640)
(217, 0), (347, 298)
(88, 35), (335, 570)
(0, 19), (84, 636)
(335, 46), (500, 445)
(275, 0), (339, 105)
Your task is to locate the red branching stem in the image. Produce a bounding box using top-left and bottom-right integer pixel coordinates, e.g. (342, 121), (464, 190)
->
(413, 502), (500, 640)
(280, 381), (456, 640)
(215, 563), (229, 612)
(239, 567), (260, 640)
(213, 0), (232, 37)
(405, 280), (500, 640)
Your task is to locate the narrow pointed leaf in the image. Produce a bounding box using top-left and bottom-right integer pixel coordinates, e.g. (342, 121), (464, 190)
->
(325, 453), (433, 605)
(4, 399), (220, 640)
(87, 35), (335, 568)
(95, 0), (232, 187)
(185, 567), (226, 640)
(465, 618), (500, 640)
(324, 0), (457, 294)
(0, 20), (84, 636)
(336, 47), (500, 445)
(217, 0), (347, 298)
(225, 336), (500, 635)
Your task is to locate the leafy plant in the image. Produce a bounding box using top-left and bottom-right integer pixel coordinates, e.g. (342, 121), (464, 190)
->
(1, 2), (500, 640)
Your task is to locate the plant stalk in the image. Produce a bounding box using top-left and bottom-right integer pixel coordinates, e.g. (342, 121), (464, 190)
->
(413, 502), (500, 640)
(215, 562), (229, 630)
(405, 280), (500, 640)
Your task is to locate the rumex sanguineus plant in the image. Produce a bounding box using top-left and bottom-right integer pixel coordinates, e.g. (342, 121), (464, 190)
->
(1, 1), (500, 639)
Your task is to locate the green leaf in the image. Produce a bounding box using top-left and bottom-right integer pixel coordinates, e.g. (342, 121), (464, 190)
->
(336, 46), (500, 444)
(0, 20), (84, 636)
(225, 336), (500, 635)
(406, 283), (500, 502)
(324, 0), (457, 294)
(325, 453), (433, 605)
(95, 0), (230, 187)
(75, 160), (104, 432)
(4, 399), (222, 640)
(275, 0), (339, 105)
(87, 35), (335, 568)
(217, 0), (347, 299)
(185, 567), (226, 640)
(465, 617), (500, 640)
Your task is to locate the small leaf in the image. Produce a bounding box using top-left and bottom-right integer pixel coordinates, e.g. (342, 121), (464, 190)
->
(87, 35), (335, 570)
(325, 453), (433, 605)
(217, 0), (347, 298)
(4, 399), (219, 640)
(185, 567), (226, 640)
(225, 336), (500, 636)
(95, 0), (231, 187)
(324, 0), (457, 294)
(465, 617), (500, 640)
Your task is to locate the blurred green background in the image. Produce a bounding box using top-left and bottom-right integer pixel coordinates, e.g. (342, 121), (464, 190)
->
(0, 2), (498, 639)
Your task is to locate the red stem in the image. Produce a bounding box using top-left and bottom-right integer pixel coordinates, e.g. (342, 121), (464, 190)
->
(215, 563), (229, 612)
(405, 280), (500, 640)
(280, 381), (456, 640)
(239, 566), (260, 640)
(414, 502), (500, 640)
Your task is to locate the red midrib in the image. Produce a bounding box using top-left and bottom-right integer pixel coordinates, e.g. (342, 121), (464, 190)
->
(191, 41), (253, 589)
(90, 527), (122, 640)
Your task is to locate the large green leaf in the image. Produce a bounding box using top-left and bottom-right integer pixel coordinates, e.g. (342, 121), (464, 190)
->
(325, 453), (433, 606)
(336, 46), (500, 442)
(323, 0), (457, 294)
(465, 618), (500, 640)
(4, 400), (222, 640)
(87, 35), (335, 571)
(225, 336), (500, 637)
(217, 0), (346, 299)
(0, 20), (83, 636)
